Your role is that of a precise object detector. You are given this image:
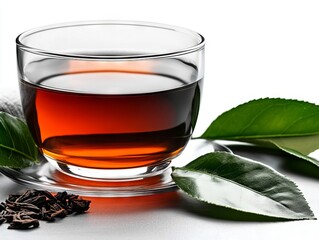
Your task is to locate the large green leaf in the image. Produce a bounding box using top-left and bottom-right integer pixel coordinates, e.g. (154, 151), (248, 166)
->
(199, 98), (319, 167)
(201, 98), (319, 140)
(172, 152), (315, 220)
(0, 112), (38, 168)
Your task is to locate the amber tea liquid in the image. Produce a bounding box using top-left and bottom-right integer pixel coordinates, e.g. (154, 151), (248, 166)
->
(20, 71), (202, 170)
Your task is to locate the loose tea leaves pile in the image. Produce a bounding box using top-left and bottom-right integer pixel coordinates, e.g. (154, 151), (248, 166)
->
(0, 189), (91, 229)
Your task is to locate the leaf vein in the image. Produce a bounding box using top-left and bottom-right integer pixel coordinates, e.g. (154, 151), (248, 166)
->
(281, 112), (319, 134)
(0, 117), (15, 148)
(238, 105), (275, 136)
(188, 168), (303, 216)
(0, 143), (34, 161)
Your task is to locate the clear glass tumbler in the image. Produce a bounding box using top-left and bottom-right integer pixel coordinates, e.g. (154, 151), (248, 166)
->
(16, 21), (205, 181)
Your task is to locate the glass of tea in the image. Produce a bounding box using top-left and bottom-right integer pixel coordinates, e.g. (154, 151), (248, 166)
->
(16, 21), (205, 182)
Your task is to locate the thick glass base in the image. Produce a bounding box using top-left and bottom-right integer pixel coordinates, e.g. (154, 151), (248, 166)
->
(45, 155), (172, 181)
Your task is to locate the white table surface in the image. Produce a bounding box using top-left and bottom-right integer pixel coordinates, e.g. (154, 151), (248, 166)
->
(1, 145), (319, 240)
(1, 0), (319, 239)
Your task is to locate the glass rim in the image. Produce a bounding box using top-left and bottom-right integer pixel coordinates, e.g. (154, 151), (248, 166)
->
(16, 20), (205, 60)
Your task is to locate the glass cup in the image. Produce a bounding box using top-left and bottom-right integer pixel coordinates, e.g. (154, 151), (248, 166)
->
(16, 21), (205, 181)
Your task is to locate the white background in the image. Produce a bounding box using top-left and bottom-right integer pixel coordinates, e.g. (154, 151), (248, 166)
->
(1, 1), (319, 239)
(1, 0), (319, 135)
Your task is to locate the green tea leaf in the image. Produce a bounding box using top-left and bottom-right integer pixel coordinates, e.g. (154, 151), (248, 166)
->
(0, 112), (38, 168)
(201, 98), (319, 140)
(172, 152), (315, 220)
(199, 98), (319, 167)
